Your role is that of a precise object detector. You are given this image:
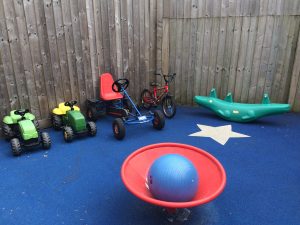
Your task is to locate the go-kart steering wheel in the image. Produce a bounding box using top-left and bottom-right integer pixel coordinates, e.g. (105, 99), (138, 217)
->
(112, 79), (129, 92)
(14, 109), (29, 119)
(64, 100), (77, 110)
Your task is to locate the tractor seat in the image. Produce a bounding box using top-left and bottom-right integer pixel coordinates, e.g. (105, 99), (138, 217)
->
(52, 103), (80, 115)
(150, 82), (161, 87)
(100, 73), (123, 101)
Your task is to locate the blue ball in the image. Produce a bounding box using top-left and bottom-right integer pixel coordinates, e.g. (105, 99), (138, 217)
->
(147, 154), (199, 202)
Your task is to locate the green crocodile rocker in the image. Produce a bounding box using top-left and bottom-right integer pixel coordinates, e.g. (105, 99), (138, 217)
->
(194, 89), (291, 122)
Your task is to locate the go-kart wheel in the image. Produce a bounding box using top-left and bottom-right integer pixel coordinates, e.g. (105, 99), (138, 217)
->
(152, 110), (165, 130)
(87, 121), (97, 136)
(162, 95), (176, 118)
(112, 79), (129, 92)
(52, 115), (62, 130)
(33, 120), (40, 131)
(123, 98), (133, 113)
(63, 126), (74, 142)
(140, 89), (153, 110)
(113, 118), (125, 140)
(11, 138), (22, 156)
(41, 132), (51, 149)
(86, 107), (97, 121)
(2, 124), (14, 141)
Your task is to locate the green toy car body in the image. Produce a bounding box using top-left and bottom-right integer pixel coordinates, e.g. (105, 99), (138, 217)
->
(2, 109), (51, 156)
(51, 101), (97, 142)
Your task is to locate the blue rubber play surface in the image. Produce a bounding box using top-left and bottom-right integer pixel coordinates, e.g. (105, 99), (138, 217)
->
(0, 106), (299, 225)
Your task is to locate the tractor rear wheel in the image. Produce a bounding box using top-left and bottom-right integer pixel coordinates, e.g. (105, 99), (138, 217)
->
(86, 107), (97, 122)
(11, 138), (22, 156)
(41, 132), (51, 149)
(52, 115), (62, 130)
(63, 126), (74, 142)
(87, 121), (97, 136)
(112, 118), (125, 140)
(152, 110), (165, 130)
(33, 120), (40, 131)
(2, 124), (14, 141)
(140, 89), (153, 110)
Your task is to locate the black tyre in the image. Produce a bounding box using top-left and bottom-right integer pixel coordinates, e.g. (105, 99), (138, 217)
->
(41, 132), (51, 149)
(87, 121), (97, 136)
(11, 138), (22, 156)
(2, 124), (14, 141)
(140, 89), (153, 110)
(161, 95), (176, 118)
(123, 98), (133, 113)
(52, 115), (62, 130)
(86, 107), (97, 122)
(63, 126), (74, 142)
(112, 118), (125, 140)
(33, 120), (40, 131)
(152, 110), (165, 130)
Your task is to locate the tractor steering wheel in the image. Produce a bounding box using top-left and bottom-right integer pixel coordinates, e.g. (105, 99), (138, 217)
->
(14, 109), (29, 120)
(64, 100), (77, 110)
(112, 79), (129, 93)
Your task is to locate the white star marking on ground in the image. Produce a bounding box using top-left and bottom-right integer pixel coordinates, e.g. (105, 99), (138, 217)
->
(189, 124), (250, 145)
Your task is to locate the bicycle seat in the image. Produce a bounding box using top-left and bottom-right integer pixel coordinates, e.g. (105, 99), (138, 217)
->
(150, 82), (161, 87)
(100, 73), (123, 100)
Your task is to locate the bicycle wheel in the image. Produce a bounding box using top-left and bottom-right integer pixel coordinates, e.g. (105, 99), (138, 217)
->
(161, 95), (176, 118)
(140, 89), (154, 110)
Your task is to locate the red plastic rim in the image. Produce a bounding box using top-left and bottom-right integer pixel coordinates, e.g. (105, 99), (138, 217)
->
(121, 143), (226, 208)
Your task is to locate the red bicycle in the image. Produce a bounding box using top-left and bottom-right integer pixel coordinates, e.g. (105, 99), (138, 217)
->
(140, 73), (176, 118)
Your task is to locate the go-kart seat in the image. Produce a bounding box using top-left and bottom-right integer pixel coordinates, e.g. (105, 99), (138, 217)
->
(100, 73), (123, 101)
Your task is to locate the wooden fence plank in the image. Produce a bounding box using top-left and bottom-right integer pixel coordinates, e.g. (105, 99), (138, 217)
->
(174, 0), (184, 102)
(241, 16), (258, 102)
(24, 0), (51, 118)
(234, 16), (251, 102)
(86, 0), (98, 98)
(35, 0), (57, 113)
(0, 0), (19, 110)
(3, 0), (30, 110)
(61, 0), (80, 102)
(70, 0), (86, 107)
(44, 0), (65, 104)
(288, 28), (300, 108)
(126, 0), (134, 95)
(139, 0), (146, 95)
(53, 0), (72, 101)
(100, 0), (111, 72)
(248, 16), (267, 103)
(78, 0), (93, 100)
(114, 0), (123, 79)
(132, 0), (140, 100)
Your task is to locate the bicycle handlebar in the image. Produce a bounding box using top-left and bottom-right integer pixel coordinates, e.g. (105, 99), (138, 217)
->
(155, 73), (176, 83)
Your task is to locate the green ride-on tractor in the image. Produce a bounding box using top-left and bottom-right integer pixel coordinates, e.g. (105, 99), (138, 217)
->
(2, 109), (51, 156)
(51, 101), (97, 142)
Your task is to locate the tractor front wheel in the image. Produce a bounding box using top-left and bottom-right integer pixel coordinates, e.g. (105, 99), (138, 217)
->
(63, 126), (74, 142)
(52, 115), (62, 130)
(11, 138), (22, 156)
(2, 124), (14, 141)
(152, 110), (165, 130)
(112, 118), (125, 140)
(41, 132), (51, 149)
(87, 121), (97, 136)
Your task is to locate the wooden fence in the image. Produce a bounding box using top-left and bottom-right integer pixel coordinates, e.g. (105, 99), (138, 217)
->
(0, 0), (157, 125)
(0, 0), (300, 129)
(158, 0), (300, 111)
